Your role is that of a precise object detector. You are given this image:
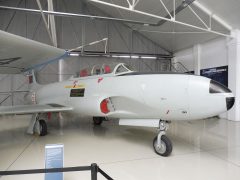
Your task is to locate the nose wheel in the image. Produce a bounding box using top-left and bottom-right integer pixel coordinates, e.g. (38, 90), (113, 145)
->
(153, 120), (172, 157)
(153, 134), (172, 156)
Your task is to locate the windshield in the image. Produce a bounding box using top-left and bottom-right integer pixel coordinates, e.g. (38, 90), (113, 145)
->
(124, 64), (134, 71)
(114, 63), (134, 75)
(116, 65), (128, 74)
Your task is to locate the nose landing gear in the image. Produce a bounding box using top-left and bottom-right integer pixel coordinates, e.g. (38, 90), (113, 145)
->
(153, 120), (172, 157)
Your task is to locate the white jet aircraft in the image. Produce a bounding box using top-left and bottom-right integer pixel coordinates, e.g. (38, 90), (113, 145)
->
(0, 30), (235, 156)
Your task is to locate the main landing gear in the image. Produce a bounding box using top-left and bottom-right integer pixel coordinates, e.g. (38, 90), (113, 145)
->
(27, 113), (48, 136)
(153, 120), (172, 157)
(93, 117), (106, 125)
(37, 119), (48, 136)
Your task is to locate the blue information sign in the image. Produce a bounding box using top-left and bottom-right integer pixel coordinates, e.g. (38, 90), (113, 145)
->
(45, 144), (64, 180)
(201, 66), (228, 87)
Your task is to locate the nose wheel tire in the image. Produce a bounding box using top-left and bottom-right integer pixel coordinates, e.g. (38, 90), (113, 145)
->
(153, 135), (172, 157)
(93, 117), (104, 125)
(39, 120), (47, 136)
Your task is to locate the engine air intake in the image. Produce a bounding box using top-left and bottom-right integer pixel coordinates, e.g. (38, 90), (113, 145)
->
(100, 99), (110, 114)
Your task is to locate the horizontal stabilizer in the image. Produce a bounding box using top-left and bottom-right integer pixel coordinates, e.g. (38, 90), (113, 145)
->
(0, 104), (73, 115)
(0, 30), (67, 74)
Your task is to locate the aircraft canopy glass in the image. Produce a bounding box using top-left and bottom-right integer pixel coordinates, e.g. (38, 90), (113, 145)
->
(78, 63), (134, 77)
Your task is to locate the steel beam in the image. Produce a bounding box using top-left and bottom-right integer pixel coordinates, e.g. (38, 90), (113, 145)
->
(192, 1), (232, 31)
(0, 5), (153, 26)
(4, 0), (23, 31)
(36, 0), (55, 46)
(0, 2), (231, 37)
(188, 5), (209, 29)
(159, 0), (173, 19)
(154, 0), (195, 26)
(89, 0), (231, 37)
(48, 0), (57, 47)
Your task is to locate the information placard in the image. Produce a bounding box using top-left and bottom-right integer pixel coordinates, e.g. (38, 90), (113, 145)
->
(45, 144), (64, 180)
(201, 66), (228, 87)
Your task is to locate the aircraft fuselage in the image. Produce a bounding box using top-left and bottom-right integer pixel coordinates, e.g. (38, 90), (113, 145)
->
(29, 72), (234, 121)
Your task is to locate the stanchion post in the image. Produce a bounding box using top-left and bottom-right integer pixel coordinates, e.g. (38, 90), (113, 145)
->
(91, 163), (98, 180)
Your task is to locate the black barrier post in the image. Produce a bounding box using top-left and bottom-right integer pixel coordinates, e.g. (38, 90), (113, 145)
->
(0, 164), (114, 179)
(98, 167), (114, 180)
(91, 163), (98, 180)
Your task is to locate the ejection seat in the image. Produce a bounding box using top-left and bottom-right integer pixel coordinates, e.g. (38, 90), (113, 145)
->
(104, 65), (111, 74)
(80, 69), (88, 77)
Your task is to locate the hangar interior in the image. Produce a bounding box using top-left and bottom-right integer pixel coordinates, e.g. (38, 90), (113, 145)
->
(1, 0), (240, 179)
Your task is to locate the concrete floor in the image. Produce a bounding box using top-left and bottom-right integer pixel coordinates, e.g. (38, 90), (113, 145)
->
(0, 115), (240, 180)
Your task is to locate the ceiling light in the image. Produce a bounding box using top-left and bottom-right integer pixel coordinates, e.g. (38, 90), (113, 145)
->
(69, 53), (79, 57)
(141, 56), (157, 59)
(131, 55), (139, 59)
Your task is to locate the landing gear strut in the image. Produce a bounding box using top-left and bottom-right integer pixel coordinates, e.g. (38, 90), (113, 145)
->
(27, 113), (48, 136)
(153, 120), (172, 157)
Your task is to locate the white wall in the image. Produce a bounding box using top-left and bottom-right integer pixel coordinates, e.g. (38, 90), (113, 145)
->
(174, 37), (228, 72)
(201, 38), (228, 69)
(174, 48), (194, 71)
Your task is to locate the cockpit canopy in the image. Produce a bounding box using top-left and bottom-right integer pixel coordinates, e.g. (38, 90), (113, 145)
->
(77, 63), (135, 77)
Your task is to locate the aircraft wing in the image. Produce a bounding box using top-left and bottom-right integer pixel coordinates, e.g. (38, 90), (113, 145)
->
(0, 104), (73, 115)
(0, 30), (67, 74)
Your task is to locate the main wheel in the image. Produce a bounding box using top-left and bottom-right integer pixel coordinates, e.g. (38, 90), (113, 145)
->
(39, 120), (48, 136)
(93, 117), (104, 125)
(153, 135), (172, 157)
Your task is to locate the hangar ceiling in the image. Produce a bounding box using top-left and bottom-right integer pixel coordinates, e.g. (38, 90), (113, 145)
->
(0, 0), (237, 53)
(86, 0), (233, 52)
(199, 0), (240, 30)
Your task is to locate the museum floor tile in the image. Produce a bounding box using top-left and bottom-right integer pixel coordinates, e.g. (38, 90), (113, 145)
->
(0, 115), (240, 180)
